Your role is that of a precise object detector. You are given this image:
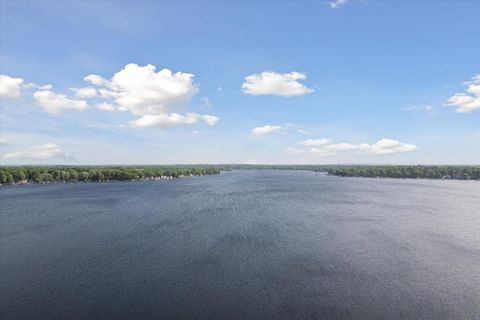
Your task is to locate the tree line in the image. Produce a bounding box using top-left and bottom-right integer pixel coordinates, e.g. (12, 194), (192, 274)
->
(0, 166), (221, 185)
(1, 165), (478, 185)
(326, 165), (480, 180)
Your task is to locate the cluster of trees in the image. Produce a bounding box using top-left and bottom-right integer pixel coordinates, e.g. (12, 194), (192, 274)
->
(0, 166), (221, 185)
(1, 165), (478, 185)
(326, 165), (480, 180)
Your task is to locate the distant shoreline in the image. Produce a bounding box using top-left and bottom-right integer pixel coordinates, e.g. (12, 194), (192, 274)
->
(1, 165), (479, 185)
(0, 166), (221, 186)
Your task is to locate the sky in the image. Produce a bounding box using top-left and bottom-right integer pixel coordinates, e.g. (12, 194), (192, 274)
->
(0, 0), (479, 165)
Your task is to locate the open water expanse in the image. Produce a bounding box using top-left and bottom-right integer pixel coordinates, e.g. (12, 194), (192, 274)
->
(1, 170), (479, 320)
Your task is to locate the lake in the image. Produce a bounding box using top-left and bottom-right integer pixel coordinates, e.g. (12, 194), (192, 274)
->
(1, 170), (479, 320)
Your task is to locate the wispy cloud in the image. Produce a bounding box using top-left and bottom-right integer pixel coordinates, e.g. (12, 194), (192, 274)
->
(199, 96), (213, 109)
(329, 0), (348, 9)
(403, 104), (436, 116)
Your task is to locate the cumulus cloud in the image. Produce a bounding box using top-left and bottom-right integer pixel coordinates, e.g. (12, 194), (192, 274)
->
(445, 74), (480, 113)
(299, 138), (331, 146)
(0, 74), (24, 98)
(3, 64), (219, 128)
(33, 90), (89, 114)
(84, 74), (108, 86)
(130, 113), (219, 128)
(4, 143), (73, 160)
(252, 125), (283, 136)
(329, 0), (348, 9)
(82, 63), (218, 128)
(0, 137), (8, 146)
(242, 71), (314, 97)
(71, 87), (97, 99)
(359, 139), (418, 155)
(289, 138), (417, 157)
(100, 63), (198, 116)
(98, 88), (119, 99)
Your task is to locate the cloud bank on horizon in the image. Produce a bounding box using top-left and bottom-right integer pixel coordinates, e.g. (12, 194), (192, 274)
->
(292, 138), (418, 157)
(4, 143), (72, 161)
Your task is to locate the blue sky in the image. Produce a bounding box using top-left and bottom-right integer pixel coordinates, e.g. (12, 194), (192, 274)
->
(0, 0), (479, 164)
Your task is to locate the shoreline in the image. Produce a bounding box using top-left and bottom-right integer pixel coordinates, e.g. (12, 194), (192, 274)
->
(0, 173), (215, 187)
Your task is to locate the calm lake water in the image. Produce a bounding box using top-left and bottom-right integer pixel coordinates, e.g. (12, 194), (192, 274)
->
(1, 170), (479, 320)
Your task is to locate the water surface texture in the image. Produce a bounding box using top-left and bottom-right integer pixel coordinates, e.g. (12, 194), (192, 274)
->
(1, 170), (480, 320)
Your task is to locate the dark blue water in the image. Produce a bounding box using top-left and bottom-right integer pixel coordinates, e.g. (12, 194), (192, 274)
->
(1, 170), (479, 320)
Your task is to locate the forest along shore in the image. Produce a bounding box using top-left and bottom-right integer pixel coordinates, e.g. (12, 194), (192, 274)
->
(1, 165), (479, 185)
(0, 166), (221, 185)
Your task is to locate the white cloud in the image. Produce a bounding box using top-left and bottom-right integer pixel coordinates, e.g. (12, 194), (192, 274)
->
(4, 143), (73, 160)
(33, 90), (89, 114)
(96, 88), (119, 99)
(445, 74), (480, 113)
(96, 102), (115, 111)
(130, 113), (219, 128)
(290, 138), (417, 157)
(252, 125), (283, 136)
(99, 63), (198, 116)
(285, 147), (305, 155)
(329, 0), (348, 9)
(359, 139), (418, 155)
(0, 74), (24, 98)
(0, 137), (8, 146)
(299, 138), (331, 146)
(84, 74), (108, 86)
(71, 87), (97, 99)
(3, 65), (219, 127)
(242, 71), (314, 97)
(83, 63), (218, 128)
